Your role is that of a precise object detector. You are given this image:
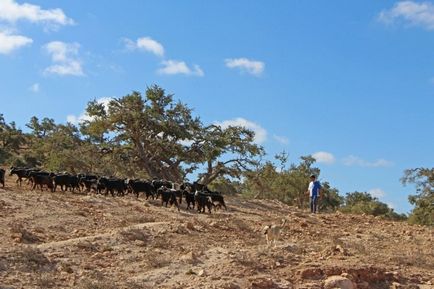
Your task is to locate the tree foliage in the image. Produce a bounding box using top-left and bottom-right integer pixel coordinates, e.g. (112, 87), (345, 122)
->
(242, 154), (342, 210)
(340, 191), (406, 221)
(401, 168), (434, 226)
(0, 85), (263, 184)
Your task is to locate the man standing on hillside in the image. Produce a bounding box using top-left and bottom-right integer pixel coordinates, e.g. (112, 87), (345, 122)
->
(307, 175), (321, 213)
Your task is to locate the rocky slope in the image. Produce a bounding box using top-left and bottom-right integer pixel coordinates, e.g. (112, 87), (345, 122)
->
(0, 179), (432, 289)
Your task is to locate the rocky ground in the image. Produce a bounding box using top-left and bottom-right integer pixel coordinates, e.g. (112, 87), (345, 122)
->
(0, 178), (433, 289)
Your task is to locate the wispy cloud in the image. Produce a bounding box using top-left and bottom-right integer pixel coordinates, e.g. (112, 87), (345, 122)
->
(0, 0), (74, 26)
(0, 30), (32, 54)
(273, 135), (289, 145)
(368, 188), (386, 198)
(312, 151), (335, 165)
(225, 58), (265, 76)
(215, 117), (267, 144)
(124, 36), (164, 57)
(29, 82), (39, 92)
(343, 155), (393, 167)
(67, 97), (113, 124)
(378, 1), (434, 30)
(157, 60), (204, 76)
(44, 41), (84, 76)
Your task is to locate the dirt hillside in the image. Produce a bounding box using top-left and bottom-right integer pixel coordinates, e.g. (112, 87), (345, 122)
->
(0, 178), (432, 289)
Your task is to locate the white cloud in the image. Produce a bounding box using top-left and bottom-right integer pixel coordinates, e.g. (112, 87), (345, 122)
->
(29, 82), (39, 92)
(67, 97), (113, 124)
(343, 155), (393, 167)
(368, 188), (386, 198)
(0, 0), (74, 26)
(378, 1), (434, 30)
(0, 30), (32, 54)
(157, 60), (204, 76)
(215, 117), (267, 144)
(312, 151), (335, 164)
(273, 135), (289, 145)
(124, 36), (164, 56)
(44, 41), (84, 76)
(225, 58), (265, 76)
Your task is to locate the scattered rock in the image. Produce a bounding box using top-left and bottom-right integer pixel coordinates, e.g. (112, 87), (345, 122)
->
(324, 275), (356, 289)
(197, 269), (206, 277)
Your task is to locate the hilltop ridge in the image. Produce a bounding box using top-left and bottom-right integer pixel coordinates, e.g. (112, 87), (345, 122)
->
(0, 179), (432, 289)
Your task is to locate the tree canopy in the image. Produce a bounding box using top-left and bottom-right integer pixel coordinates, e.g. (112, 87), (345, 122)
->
(1, 86), (264, 185)
(401, 168), (434, 226)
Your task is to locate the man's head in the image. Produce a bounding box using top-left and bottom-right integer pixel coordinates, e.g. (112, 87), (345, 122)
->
(310, 175), (316, 181)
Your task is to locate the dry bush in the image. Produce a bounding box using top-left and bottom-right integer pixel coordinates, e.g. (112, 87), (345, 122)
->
(120, 228), (150, 243)
(9, 223), (41, 244)
(17, 246), (53, 271)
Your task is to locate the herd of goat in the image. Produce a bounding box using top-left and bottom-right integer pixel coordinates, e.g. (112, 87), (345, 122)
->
(0, 167), (227, 213)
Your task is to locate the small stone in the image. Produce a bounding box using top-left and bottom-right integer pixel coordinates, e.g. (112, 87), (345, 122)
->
(198, 269), (205, 276)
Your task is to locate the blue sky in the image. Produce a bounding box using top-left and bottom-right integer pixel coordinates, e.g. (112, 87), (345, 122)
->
(1, 0), (434, 213)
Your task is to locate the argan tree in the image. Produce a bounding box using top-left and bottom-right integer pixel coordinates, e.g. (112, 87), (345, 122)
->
(401, 168), (434, 226)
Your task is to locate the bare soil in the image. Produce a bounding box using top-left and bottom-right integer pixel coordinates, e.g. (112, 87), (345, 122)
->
(0, 178), (433, 289)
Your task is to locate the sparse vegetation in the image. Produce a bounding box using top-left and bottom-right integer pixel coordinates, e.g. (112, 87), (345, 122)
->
(17, 246), (52, 271)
